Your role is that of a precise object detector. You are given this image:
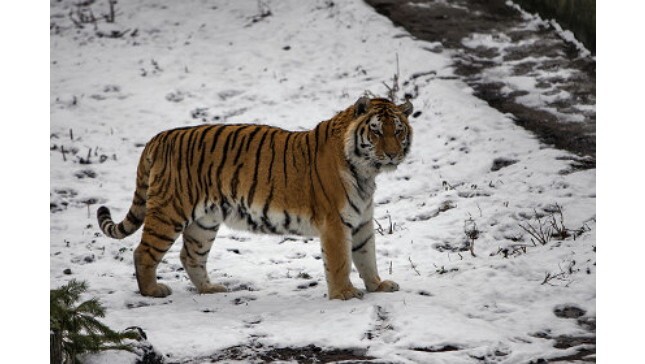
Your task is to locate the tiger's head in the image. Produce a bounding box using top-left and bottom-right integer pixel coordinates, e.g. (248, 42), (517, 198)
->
(344, 97), (413, 174)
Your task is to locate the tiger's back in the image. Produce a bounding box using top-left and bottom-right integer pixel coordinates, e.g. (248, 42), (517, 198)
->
(98, 97), (413, 300)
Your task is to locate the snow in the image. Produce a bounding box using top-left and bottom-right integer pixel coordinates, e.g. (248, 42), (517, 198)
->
(50, 0), (595, 362)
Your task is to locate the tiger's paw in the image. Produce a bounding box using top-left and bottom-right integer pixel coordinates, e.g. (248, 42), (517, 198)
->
(198, 283), (228, 294)
(375, 280), (400, 293)
(141, 283), (172, 298)
(329, 285), (364, 300)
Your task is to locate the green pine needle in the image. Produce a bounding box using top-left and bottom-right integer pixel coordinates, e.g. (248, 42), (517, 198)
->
(50, 280), (139, 363)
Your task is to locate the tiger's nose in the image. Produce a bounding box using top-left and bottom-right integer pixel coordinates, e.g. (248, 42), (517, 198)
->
(385, 151), (398, 160)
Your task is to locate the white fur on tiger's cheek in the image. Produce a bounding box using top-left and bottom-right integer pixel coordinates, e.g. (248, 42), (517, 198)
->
(368, 116), (382, 134)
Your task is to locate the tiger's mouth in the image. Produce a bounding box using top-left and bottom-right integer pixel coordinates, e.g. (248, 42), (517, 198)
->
(373, 160), (399, 171)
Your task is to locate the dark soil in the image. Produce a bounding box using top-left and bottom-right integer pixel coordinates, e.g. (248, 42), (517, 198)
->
(178, 344), (376, 363)
(528, 306), (596, 363)
(366, 0), (596, 159)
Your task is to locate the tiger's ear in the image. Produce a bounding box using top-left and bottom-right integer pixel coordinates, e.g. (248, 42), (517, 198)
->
(398, 100), (414, 117)
(354, 97), (370, 117)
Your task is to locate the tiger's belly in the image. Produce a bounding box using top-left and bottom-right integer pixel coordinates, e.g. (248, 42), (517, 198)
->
(222, 204), (319, 237)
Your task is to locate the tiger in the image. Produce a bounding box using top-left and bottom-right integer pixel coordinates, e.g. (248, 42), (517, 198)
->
(97, 96), (413, 300)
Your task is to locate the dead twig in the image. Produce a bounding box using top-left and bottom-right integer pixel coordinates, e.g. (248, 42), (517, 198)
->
(408, 257), (421, 276)
(518, 210), (552, 246)
(374, 218), (384, 236)
(105, 0), (117, 23)
(549, 203), (570, 240)
(463, 217), (479, 257)
(382, 53), (400, 102)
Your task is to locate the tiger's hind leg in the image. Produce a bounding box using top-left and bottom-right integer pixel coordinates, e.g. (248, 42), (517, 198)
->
(180, 217), (227, 294)
(134, 214), (182, 298)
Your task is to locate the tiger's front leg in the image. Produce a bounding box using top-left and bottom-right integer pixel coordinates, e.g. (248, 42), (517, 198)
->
(320, 220), (364, 300)
(351, 219), (400, 293)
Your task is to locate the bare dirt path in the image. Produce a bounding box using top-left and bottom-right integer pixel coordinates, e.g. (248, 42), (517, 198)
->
(366, 0), (596, 159)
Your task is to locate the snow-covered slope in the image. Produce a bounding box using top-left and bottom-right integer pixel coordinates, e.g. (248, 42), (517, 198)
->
(50, 0), (595, 362)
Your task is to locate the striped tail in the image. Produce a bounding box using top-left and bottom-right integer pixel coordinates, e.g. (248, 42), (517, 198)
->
(97, 144), (151, 239)
(97, 204), (145, 239)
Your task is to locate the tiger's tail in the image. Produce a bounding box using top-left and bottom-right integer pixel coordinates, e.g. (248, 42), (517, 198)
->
(97, 144), (152, 239)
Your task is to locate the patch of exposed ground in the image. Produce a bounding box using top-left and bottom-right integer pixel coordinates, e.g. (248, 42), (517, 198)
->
(178, 344), (375, 363)
(366, 0), (596, 159)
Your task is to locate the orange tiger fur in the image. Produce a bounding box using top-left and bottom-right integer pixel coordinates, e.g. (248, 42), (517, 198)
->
(98, 97), (413, 299)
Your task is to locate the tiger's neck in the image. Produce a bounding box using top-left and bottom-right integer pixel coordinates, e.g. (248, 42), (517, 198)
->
(304, 116), (377, 208)
(322, 110), (380, 201)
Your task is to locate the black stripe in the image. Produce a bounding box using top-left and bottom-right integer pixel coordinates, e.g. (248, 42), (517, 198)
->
(208, 124), (228, 154)
(133, 191), (146, 205)
(215, 128), (237, 185)
(205, 161), (215, 191)
(185, 129), (201, 205)
(346, 159), (367, 199)
(283, 132), (292, 187)
(194, 249), (211, 256)
(126, 210), (142, 225)
(342, 181), (360, 214)
(352, 220), (369, 235)
(325, 120), (333, 139)
(353, 126), (362, 157)
(307, 131), (332, 205)
(142, 240), (170, 254)
(247, 130), (271, 206)
(233, 135), (248, 165)
(230, 163), (244, 200)
(153, 213), (180, 230)
(143, 228), (176, 243)
(267, 131), (277, 183)
(116, 223), (127, 237)
(314, 123), (321, 155)
(238, 197), (259, 231)
(194, 220), (220, 231)
(245, 126), (263, 151)
(339, 215), (353, 230)
(260, 185), (278, 234)
(99, 219), (111, 230)
(283, 210), (291, 230)
(171, 199), (189, 222)
(185, 127), (201, 170)
(183, 243), (194, 259)
(144, 249), (160, 263)
(175, 130), (189, 196)
(196, 125), (223, 185)
(198, 125), (217, 148)
(224, 125), (251, 163)
(214, 127), (246, 202)
(352, 236), (372, 252)
(220, 197), (231, 220)
(183, 234), (203, 248)
(292, 133), (301, 172)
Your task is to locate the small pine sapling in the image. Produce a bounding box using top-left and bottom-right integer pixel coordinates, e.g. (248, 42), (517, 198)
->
(50, 280), (140, 363)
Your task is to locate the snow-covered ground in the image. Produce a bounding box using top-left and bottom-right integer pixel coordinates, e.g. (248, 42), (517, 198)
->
(50, 0), (596, 362)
